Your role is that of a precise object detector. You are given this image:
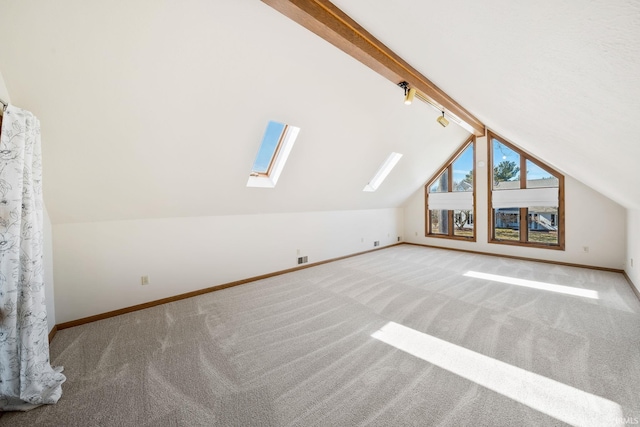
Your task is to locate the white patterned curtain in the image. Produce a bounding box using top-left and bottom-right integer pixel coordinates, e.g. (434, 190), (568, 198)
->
(0, 105), (65, 411)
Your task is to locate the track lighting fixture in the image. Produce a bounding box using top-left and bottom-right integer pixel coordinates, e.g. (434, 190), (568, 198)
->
(404, 88), (416, 105)
(398, 81), (415, 105)
(437, 111), (449, 127)
(398, 82), (452, 129)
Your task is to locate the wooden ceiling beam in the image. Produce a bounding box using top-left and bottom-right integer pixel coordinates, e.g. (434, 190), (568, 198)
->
(261, 0), (485, 136)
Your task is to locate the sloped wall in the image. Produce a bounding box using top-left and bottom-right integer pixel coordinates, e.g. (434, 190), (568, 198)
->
(403, 136), (626, 269)
(53, 208), (403, 323)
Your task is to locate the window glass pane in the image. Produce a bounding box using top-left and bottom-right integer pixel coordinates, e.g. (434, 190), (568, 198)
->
(251, 121), (286, 174)
(526, 160), (558, 188)
(453, 143), (474, 192)
(430, 210), (449, 235)
(453, 209), (473, 237)
(528, 207), (559, 244)
(494, 208), (520, 241)
(429, 170), (448, 193)
(492, 139), (520, 190)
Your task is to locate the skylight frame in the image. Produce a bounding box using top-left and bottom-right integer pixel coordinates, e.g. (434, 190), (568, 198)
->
(363, 152), (403, 192)
(247, 121), (300, 188)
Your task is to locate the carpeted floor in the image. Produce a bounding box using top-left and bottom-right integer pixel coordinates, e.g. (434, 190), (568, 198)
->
(2, 245), (639, 426)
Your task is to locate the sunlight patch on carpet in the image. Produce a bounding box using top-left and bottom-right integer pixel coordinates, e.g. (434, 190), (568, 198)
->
(371, 321), (622, 426)
(464, 271), (599, 299)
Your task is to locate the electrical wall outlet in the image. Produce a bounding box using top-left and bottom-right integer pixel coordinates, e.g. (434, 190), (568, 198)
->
(374, 241), (380, 247)
(141, 275), (150, 285)
(582, 246), (589, 253)
(297, 256), (308, 265)
(397, 236), (401, 242)
(631, 258), (634, 268)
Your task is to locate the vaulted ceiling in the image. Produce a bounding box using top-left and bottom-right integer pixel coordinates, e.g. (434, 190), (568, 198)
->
(0, 0), (638, 225)
(329, 0), (640, 209)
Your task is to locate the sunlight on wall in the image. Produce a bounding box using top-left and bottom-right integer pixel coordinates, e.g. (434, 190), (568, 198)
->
(371, 321), (623, 426)
(463, 271), (599, 299)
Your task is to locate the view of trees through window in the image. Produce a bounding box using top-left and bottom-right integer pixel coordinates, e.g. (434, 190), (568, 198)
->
(490, 135), (563, 248)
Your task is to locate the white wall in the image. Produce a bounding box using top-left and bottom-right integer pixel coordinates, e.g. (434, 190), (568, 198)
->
(627, 209), (640, 293)
(0, 70), (9, 103)
(53, 208), (403, 323)
(403, 136), (626, 269)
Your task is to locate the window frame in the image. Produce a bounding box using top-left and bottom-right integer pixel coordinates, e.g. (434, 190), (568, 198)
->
(425, 135), (476, 241)
(487, 131), (565, 250)
(363, 152), (403, 192)
(247, 121), (300, 188)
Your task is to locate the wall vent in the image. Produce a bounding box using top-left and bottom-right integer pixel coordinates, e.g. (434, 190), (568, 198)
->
(373, 241), (380, 247)
(297, 256), (308, 264)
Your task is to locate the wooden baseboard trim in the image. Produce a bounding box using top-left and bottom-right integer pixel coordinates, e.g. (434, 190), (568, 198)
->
(48, 325), (58, 343)
(402, 242), (624, 274)
(622, 272), (640, 302)
(56, 243), (402, 330)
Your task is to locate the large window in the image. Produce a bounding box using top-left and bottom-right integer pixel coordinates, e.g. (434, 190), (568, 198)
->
(425, 136), (475, 240)
(489, 132), (564, 249)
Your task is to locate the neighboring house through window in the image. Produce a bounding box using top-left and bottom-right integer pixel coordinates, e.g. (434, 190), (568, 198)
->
(489, 131), (565, 249)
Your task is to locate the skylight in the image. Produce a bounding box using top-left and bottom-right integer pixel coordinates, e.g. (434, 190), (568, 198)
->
(247, 120), (300, 188)
(363, 152), (403, 192)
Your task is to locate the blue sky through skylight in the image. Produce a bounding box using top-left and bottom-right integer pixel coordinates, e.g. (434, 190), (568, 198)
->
(252, 121), (286, 174)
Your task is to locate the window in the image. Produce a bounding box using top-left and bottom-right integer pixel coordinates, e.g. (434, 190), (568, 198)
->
(247, 120), (300, 188)
(489, 132), (564, 249)
(363, 152), (403, 192)
(425, 136), (475, 240)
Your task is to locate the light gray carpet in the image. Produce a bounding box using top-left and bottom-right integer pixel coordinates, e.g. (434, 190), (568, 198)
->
(2, 245), (639, 426)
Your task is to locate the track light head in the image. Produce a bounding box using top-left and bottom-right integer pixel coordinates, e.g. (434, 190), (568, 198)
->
(437, 111), (449, 127)
(398, 81), (415, 105)
(404, 88), (416, 105)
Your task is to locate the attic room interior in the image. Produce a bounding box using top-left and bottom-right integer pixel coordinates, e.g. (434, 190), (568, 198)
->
(1, 0), (639, 425)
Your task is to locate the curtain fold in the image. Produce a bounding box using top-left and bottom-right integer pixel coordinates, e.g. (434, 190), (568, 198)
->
(0, 105), (65, 411)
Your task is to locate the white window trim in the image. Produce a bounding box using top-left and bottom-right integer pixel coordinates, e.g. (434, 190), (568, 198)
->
(363, 152), (403, 192)
(247, 124), (300, 188)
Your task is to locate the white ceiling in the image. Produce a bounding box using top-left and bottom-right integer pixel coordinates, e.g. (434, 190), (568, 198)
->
(0, 0), (637, 225)
(332, 0), (640, 209)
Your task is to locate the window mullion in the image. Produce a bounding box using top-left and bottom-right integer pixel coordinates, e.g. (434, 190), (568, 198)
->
(520, 207), (528, 243)
(519, 155), (526, 242)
